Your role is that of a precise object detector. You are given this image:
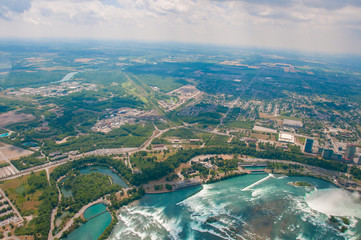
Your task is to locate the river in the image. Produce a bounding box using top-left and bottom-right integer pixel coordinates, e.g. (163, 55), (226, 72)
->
(109, 173), (361, 240)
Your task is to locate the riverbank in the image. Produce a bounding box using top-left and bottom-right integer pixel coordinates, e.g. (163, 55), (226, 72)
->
(109, 172), (361, 239)
(54, 155), (361, 239)
(271, 168), (361, 194)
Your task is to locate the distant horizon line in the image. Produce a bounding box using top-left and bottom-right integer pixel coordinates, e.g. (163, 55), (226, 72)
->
(0, 37), (360, 58)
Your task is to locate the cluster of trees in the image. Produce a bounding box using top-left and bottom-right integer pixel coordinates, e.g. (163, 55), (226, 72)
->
(177, 103), (227, 125)
(350, 166), (361, 180)
(50, 156), (133, 184)
(62, 172), (121, 213)
(15, 172), (59, 239)
(267, 162), (303, 171)
(98, 187), (145, 240)
(190, 162), (209, 177)
(2, 70), (68, 88)
(11, 152), (46, 170)
(132, 145), (349, 185)
(206, 172), (247, 184)
(109, 187), (144, 210)
(0, 206), (12, 214)
(213, 157), (238, 173)
(0, 162), (10, 168)
(50, 88), (144, 112)
(223, 107), (241, 124)
(42, 123), (154, 155)
(0, 212), (14, 221)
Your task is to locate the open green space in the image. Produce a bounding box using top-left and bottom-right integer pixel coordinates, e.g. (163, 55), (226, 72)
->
(135, 74), (187, 92)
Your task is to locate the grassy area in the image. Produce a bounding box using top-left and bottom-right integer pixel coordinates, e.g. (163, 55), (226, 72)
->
(163, 128), (199, 139)
(225, 120), (254, 129)
(76, 70), (128, 86)
(206, 134), (229, 146)
(0, 171), (47, 216)
(0, 162), (10, 168)
(131, 150), (176, 170)
(296, 136), (306, 144)
(1, 70), (68, 88)
(12, 152), (46, 170)
(250, 132), (277, 141)
(122, 81), (149, 104)
(135, 74), (187, 92)
(277, 112), (303, 121)
(160, 128), (211, 144)
(43, 123), (154, 155)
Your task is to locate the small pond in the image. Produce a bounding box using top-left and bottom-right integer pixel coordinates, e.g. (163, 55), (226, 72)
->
(60, 165), (128, 198)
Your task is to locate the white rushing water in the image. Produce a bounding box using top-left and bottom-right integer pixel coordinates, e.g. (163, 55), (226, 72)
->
(110, 174), (361, 240)
(306, 188), (361, 218)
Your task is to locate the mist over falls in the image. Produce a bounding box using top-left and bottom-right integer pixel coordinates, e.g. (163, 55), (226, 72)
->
(110, 174), (361, 239)
(306, 188), (361, 218)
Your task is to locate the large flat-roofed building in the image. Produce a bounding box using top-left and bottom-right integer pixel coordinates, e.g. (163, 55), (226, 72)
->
(278, 132), (295, 144)
(304, 138), (314, 153)
(322, 149), (334, 160)
(343, 144), (356, 161)
(253, 126), (278, 134)
(283, 119), (303, 128)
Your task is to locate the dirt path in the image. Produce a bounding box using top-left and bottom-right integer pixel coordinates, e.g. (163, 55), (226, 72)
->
(48, 183), (61, 240)
(45, 167), (51, 186)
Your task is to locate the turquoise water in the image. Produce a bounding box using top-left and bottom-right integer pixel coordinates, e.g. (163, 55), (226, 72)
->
(79, 166), (128, 188)
(110, 174), (361, 239)
(61, 165), (128, 198)
(23, 142), (37, 146)
(244, 166), (266, 170)
(0, 133), (9, 137)
(63, 203), (111, 240)
(60, 72), (79, 82)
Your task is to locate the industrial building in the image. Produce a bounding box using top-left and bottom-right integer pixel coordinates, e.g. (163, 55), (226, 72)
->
(343, 144), (356, 161)
(304, 138), (314, 153)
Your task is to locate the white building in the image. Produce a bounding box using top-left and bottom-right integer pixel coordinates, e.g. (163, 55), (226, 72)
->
(278, 132), (295, 144)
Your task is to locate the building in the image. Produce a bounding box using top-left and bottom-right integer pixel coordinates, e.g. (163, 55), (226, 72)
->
(353, 156), (361, 165)
(322, 149), (334, 160)
(283, 119), (303, 128)
(343, 144), (356, 161)
(331, 154), (343, 161)
(278, 132), (295, 144)
(317, 147), (324, 155)
(304, 138), (314, 153)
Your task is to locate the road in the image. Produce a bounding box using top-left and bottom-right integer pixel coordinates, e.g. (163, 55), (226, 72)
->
(48, 183), (61, 240)
(0, 187), (23, 227)
(0, 123), (182, 182)
(204, 69), (261, 144)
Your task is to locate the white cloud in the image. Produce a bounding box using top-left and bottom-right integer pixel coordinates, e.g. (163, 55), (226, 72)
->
(1, 0), (361, 54)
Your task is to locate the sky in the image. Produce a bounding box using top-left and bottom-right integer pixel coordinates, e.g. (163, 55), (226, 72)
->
(1, 0), (361, 54)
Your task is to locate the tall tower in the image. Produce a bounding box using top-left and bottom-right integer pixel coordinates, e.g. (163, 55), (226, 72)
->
(343, 144), (356, 161)
(304, 138), (314, 153)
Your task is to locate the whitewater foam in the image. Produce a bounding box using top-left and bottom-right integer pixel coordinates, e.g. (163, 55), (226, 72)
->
(113, 205), (182, 240)
(189, 221), (230, 240)
(242, 174), (271, 191)
(306, 188), (361, 218)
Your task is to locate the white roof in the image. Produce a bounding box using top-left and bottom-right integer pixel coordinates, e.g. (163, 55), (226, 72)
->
(279, 132), (295, 143)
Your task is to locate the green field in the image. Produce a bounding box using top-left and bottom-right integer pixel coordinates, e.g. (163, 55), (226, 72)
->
(135, 74), (187, 92)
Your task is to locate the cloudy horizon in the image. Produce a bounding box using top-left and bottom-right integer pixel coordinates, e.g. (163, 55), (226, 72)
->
(1, 0), (361, 54)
